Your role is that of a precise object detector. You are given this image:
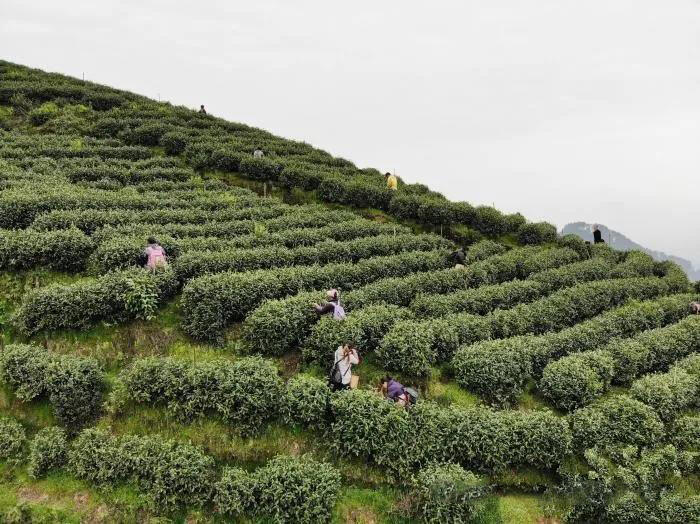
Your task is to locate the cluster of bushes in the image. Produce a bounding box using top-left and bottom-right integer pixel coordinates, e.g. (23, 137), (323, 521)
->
(540, 315), (700, 411)
(215, 455), (341, 522)
(410, 257), (615, 318)
(182, 249), (451, 342)
(380, 276), (673, 378)
(630, 353), (700, 422)
(119, 356), (282, 435)
(240, 246), (580, 359)
(0, 344), (104, 428)
(410, 463), (489, 522)
(564, 445), (700, 522)
(0, 227), (94, 272)
(453, 293), (696, 405)
(13, 268), (178, 335)
(90, 219), (410, 272)
(89, 206), (361, 242)
(69, 428), (215, 510)
(569, 395), (665, 449)
(328, 391), (571, 473)
(28, 200), (288, 233)
(174, 233), (449, 281)
(516, 221), (558, 245)
(0, 417), (26, 462)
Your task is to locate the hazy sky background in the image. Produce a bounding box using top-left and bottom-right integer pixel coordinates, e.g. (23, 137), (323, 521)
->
(2, 1), (699, 265)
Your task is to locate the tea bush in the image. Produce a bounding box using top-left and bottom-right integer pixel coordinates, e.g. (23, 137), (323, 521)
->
(14, 268), (178, 335)
(376, 319), (437, 377)
(281, 375), (330, 428)
(120, 356), (283, 435)
(517, 221), (557, 245)
(254, 455), (341, 523)
(0, 417), (26, 462)
(301, 304), (414, 363)
(214, 467), (256, 518)
(0, 344), (105, 429)
(569, 395), (665, 450)
(411, 463), (489, 523)
(28, 427), (68, 478)
(464, 239), (507, 263)
(69, 428), (215, 510)
(539, 350), (615, 410)
(0, 227), (94, 272)
(672, 415), (700, 450)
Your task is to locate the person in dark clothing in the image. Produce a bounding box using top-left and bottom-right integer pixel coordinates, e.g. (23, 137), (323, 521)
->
(451, 247), (467, 267)
(593, 225), (604, 244)
(313, 289), (345, 319)
(199, 105), (207, 114)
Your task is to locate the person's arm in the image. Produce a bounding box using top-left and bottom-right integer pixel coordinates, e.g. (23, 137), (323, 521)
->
(348, 349), (359, 365)
(313, 302), (334, 314)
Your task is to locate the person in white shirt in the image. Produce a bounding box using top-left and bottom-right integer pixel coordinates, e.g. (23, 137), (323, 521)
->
(330, 344), (360, 391)
(253, 148), (264, 158)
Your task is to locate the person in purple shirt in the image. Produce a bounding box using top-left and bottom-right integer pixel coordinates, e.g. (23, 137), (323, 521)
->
(380, 376), (409, 407)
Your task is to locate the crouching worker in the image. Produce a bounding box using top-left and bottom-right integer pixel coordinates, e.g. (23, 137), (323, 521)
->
(329, 344), (360, 392)
(313, 289), (346, 320)
(144, 237), (167, 270)
(379, 376), (418, 407)
(451, 246), (467, 269)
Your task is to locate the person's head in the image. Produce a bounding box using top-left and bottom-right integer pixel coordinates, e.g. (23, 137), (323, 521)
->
(200, 104), (204, 109)
(384, 172), (391, 178)
(147, 236), (158, 245)
(327, 288), (339, 301)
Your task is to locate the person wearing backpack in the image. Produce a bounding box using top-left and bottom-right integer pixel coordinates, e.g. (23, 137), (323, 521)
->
(379, 376), (418, 407)
(329, 344), (360, 392)
(313, 289), (346, 320)
(144, 237), (167, 270)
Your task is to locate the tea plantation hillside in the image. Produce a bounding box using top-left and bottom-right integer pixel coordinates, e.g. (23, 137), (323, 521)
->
(0, 60), (699, 523)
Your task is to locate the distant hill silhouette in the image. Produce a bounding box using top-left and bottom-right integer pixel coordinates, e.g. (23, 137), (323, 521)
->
(562, 222), (700, 281)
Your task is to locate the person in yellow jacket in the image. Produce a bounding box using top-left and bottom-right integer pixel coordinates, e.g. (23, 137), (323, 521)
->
(385, 172), (398, 190)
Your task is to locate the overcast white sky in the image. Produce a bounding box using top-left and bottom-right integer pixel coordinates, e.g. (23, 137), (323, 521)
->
(2, 1), (698, 265)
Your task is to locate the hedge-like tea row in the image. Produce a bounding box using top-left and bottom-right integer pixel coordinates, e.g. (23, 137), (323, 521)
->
(182, 249), (451, 342)
(87, 205), (362, 241)
(629, 354), (700, 422)
(215, 455), (340, 523)
(174, 233), (450, 281)
(0, 417), (26, 462)
(90, 219), (410, 272)
(69, 428), (215, 511)
(569, 395), (665, 450)
(14, 268), (178, 335)
(0, 185), (255, 227)
(539, 316), (700, 411)
(410, 257), (615, 317)
(29, 201), (289, 233)
(0, 344), (104, 428)
(329, 391), (571, 473)
(453, 293), (697, 405)
(240, 246), (580, 357)
(119, 356), (282, 435)
(0, 227), (94, 272)
(379, 276), (673, 378)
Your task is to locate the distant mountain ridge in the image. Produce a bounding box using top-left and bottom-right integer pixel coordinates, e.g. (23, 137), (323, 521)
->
(562, 222), (700, 281)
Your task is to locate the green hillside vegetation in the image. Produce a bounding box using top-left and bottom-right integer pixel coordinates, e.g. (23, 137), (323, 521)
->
(0, 60), (699, 523)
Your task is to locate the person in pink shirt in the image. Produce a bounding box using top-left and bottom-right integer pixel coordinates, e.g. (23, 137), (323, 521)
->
(144, 237), (167, 270)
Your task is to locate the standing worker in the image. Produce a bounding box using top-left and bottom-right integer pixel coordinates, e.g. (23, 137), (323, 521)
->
(198, 105), (207, 114)
(253, 147), (264, 158)
(385, 172), (398, 191)
(593, 225), (605, 244)
(329, 344), (360, 391)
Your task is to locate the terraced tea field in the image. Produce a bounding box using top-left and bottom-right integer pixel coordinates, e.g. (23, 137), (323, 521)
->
(0, 60), (698, 523)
